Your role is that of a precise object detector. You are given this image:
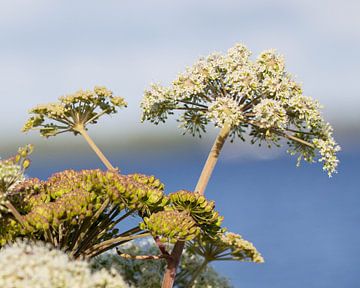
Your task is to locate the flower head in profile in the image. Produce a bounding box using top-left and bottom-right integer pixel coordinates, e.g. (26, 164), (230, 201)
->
(187, 231), (264, 263)
(23, 86), (127, 137)
(141, 43), (340, 176)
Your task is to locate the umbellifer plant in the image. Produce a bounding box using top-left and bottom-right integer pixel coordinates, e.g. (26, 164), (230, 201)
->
(140, 43), (340, 287)
(0, 43), (339, 288)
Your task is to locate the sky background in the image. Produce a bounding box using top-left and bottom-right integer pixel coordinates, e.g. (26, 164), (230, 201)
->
(1, 0), (359, 140)
(1, 1), (360, 287)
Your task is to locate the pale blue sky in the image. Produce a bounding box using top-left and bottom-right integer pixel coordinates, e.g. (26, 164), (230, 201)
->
(1, 0), (359, 141)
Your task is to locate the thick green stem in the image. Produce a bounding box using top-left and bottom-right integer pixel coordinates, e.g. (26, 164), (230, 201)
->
(161, 124), (231, 288)
(76, 126), (117, 172)
(186, 258), (209, 288)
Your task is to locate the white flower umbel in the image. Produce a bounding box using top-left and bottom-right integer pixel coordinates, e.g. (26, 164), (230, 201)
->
(0, 161), (24, 193)
(141, 43), (340, 176)
(0, 159), (25, 218)
(253, 99), (288, 130)
(0, 241), (128, 288)
(208, 97), (244, 127)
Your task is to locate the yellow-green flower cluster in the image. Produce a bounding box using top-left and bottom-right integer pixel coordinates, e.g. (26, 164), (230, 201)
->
(141, 43), (340, 176)
(0, 169), (167, 253)
(168, 190), (223, 236)
(141, 190), (223, 242)
(187, 231), (264, 263)
(219, 232), (264, 263)
(140, 210), (200, 242)
(23, 86), (127, 137)
(0, 241), (129, 288)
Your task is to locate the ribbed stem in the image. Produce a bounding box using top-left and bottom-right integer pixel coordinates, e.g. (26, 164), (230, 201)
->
(76, 126), (117, 172)
(195, 124), (231, 195)
(161, 124), (231, 288)
(5, 201), (25, 227)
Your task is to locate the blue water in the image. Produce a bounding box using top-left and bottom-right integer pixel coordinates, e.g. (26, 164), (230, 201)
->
(27, 149), (360, 288)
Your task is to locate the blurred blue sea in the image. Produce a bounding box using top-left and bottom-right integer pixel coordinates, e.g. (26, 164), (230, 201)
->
(24, 145), (360, 288)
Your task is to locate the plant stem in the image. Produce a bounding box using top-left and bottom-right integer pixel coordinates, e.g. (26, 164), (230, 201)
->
(161, 241), (186, 288)
(185, 259), (209, 288)
(76, 126), (117, 172)
(283, 132), (314, 148)
(195, 124), (231, 195)
(5, 201), (25, 227)
(161, 124), (231, 288)
(84, 232), (151, 258)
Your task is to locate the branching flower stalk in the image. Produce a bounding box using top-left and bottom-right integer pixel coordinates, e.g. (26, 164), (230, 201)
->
(1, 169), (168, 258)
(22, 86), (127, 171)
(21, 88), (228, 277)
(74, 124), (116, 172)
(141, 43), (340, 288)
(135, 190), (225, 287)
(185, 231), (264, 288)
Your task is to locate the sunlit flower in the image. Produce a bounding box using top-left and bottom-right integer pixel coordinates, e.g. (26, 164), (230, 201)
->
(141, 43), (340, 176)
(0, 241), (128, 288)
(187, 231), (264, 263)
(23, 86), (127, 137)
(0, 169), (167, 257)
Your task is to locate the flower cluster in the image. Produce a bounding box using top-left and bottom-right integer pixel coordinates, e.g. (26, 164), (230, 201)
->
(168, 190), (223, 236)
(0, 145), (33, 218)
(0, 241), (128, 288)
(208, 97), (244, 128)
(23, 86), (127, 137)
(0, 161), (23, 216)
(187, 231), (264, 263)
(140, 210), (200, 242)
(253, 99), (288, 130)
(140, 190), (223, 242)
(1, 169), (167, 257)
(0, 161), (23, 194)
(313, 136), (340, 176)
(219, 232), (264, 263)
(141, 43), (340, 176)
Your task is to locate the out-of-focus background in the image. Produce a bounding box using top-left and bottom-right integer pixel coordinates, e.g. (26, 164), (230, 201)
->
(1, 1), (359, 287)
